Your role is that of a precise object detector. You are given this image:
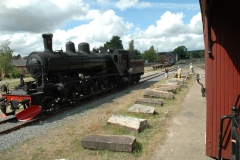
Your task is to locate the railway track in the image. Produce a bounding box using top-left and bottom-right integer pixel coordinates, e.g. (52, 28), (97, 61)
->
(0, 65), (183, 135)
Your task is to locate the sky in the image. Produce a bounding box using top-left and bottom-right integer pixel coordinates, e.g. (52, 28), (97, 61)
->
(0, 0), (204, 57)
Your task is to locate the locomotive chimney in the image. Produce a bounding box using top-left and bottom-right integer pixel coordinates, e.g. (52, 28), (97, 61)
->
(42, 33), (53, 52)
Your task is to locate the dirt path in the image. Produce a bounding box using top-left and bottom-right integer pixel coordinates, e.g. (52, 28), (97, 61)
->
(149, 65), (212, 160)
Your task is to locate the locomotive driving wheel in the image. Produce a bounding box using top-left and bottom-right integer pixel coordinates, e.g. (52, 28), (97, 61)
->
(83, 80), (95, 97)
(41, 96), (56, 114)
(135, 75), (141, 83)
(106, 77), (115, 91)
(95, 79), (106, 93)
(66, 84), (81, 104)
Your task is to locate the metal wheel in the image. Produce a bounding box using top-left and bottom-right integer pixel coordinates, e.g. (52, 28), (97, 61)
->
(83, 80), (95, 96)
(41, 96), (56, 114)
(95, 79), (106, 93)
(106, 77), (115, 91)
(135, 75), (140, 83)
(66, 84), (81, 103)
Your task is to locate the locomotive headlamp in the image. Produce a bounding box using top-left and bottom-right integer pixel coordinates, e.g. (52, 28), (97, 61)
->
(27, 57), (42, 78)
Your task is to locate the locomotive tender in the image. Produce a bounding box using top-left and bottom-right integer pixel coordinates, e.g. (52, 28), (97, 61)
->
(0, 33), (144, 118)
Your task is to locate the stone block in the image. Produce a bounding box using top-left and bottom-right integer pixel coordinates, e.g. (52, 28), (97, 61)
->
(165, 81), (179, 86)
(128, 104), (155, 114)
(135, 97), (163, 105)
(168, 78), (186, 84)
(107, 114), (148, 133)
(81, 134), (136, 152)
(143, 88), (173, 99)
(156, 84), (181, 89)
(154, 85), (176, 93)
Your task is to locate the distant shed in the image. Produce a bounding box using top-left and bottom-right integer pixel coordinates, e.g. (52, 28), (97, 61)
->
(158, 52), (178, 65)
(11, 60), (27, 75)
(199, 0), (240, 159)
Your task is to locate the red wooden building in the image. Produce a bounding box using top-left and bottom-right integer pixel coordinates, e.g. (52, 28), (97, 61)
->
(199, 0), (240, 159)
(11, 60), (27, 75)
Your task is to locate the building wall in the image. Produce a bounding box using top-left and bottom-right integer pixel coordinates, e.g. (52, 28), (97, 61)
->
(17, 66), (27, 75)
(201, 0), (240, 159)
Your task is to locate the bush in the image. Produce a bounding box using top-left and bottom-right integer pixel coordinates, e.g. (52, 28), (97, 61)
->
(10, 67), (22, 79)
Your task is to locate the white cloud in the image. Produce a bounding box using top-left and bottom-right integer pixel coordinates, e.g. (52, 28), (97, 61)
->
(125, 11), (203, 52)
(115, 0), (151, 11)
(1, 9), (133, 56)
(113, 1), (199, 11)
(151, 3), (199, 10)
(52, 9), (133, 49)
(188, 12), (203, 34)
(0, 0), (89, 33)
(0, 0), (204, 57)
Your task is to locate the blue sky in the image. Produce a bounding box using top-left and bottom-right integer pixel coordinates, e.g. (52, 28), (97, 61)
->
(0, 0), (203, 56)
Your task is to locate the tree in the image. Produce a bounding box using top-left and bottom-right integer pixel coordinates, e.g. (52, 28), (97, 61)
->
(128, 40), (134, 54)
(103, 36), (123, 49)
(157, 55), (165, 63)
(0, 40), (14, 78)
(149, 46), (155, 52)
(187, 50), (205, 59)
(173, 46), (188, 59)
(12, 54), (22, 60)
(23, 56), (29, 60)
(126, 40), (142, 58)
(199, 51), (205, 58)
(134, 49), (142, 59)
(142, 45), (156, 63)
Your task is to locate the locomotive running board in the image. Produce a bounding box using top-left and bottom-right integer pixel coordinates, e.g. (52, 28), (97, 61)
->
(15, 105), (41, 121)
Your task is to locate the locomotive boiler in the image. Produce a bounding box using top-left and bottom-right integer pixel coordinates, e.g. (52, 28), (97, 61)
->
(0, 33), (144, 119)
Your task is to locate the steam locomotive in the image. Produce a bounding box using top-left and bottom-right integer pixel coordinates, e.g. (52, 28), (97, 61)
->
(0, 33), (144, 118)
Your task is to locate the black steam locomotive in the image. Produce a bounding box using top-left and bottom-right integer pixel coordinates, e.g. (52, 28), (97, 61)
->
(0, 33), (144, 118)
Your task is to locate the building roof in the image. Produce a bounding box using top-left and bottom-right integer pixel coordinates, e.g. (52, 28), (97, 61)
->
(11, 60), (27, 67)
(168, 52), (177, 56)
(159, 52), (177, 57)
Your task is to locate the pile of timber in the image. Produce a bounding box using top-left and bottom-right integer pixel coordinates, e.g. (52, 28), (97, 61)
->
(152, 63), (168, 70)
